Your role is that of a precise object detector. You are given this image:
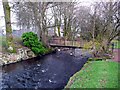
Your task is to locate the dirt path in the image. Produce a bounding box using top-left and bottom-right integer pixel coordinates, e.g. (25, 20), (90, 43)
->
(112, 49), (120, 62)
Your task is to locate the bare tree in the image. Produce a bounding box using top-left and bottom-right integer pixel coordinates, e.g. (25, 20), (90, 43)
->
(14, 1), (51, 46)
(13, 1), (119, 52)
(51, 2), (63, 37)
(95, 0), (120, 52)
(2, 0), (15, 52)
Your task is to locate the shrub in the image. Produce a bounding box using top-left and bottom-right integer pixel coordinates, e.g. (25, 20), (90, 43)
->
(88, 58), (103, 61)
(31, 47), (47, 55)
(83, 40), (101, 50)
(22, 32), (48, 55)
(22, 32), (39, 47)
(83, 41), (93, 49)
(94, 41), (101, 51)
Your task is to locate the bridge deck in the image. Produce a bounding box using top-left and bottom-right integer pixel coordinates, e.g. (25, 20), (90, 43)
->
(50, 44), (83, 48)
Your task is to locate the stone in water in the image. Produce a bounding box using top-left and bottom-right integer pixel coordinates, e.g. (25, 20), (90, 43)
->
(41, 70), (45, 73)
(70, 52), (73, 55)
(37, 64), (41, 67)
(58, 49), (60, 51)
(49, 79), (52, 83)
(8, 46), (13, 51)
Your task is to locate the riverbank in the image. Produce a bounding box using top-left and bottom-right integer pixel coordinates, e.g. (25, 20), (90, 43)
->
(65, 61), (119, 88)
(0, 36), (56, 66)
(65, 44), (120, 88)
(0, 47), (56, 66)
(0, 47), (36, 66)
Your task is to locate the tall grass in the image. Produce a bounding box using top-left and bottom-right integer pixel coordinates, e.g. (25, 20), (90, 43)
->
(0, 36), (7, 47)
(0, 36), (23, 52)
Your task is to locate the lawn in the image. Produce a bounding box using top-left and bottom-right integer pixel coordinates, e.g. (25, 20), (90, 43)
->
(65, 61), (120, 88)
(111, 40), (120, 49)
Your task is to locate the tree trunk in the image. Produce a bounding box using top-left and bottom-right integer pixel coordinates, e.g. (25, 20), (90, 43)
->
(57, 18), (61, 37)
(92, 6), (97, 51)
(2, 0), (15, 52)
(101, 39), (111, 53)
(54, 19), (57, 36)
(57, 25), (61, 37)
(63, 17), (67, 37)
(54, 27), (57, 36)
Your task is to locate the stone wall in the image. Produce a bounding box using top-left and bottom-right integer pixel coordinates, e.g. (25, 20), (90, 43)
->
(0, 47), (36, 66)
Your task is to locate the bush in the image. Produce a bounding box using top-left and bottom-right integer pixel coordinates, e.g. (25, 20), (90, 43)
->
(22, 32), (39, 47)
(22, 32), (48, 55)
(88, 58), (103, 61)
(83, 40), (101, 50)
(83, 41), (93, 49)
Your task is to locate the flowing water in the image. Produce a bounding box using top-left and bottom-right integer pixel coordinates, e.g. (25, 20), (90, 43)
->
(1, 50), (91, 89)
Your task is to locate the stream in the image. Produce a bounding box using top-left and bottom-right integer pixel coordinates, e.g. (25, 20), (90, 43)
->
(1, 50), (91, 89)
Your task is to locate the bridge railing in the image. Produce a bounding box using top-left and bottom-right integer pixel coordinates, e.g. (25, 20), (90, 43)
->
(49, 37), (84, 47)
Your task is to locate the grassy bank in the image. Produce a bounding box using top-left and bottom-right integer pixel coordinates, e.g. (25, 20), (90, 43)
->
(0, 36), (22, 53)
(0, 36), (6, 52)
(65, 61), (120, 88)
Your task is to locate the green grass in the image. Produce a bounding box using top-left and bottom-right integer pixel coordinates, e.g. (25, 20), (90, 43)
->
(0, 36), (22, 52)
(111, 40), (120, 49)
(65, 61), (120, 88)
(0, 36), (6, 46)
(0, 36), (6, 52)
